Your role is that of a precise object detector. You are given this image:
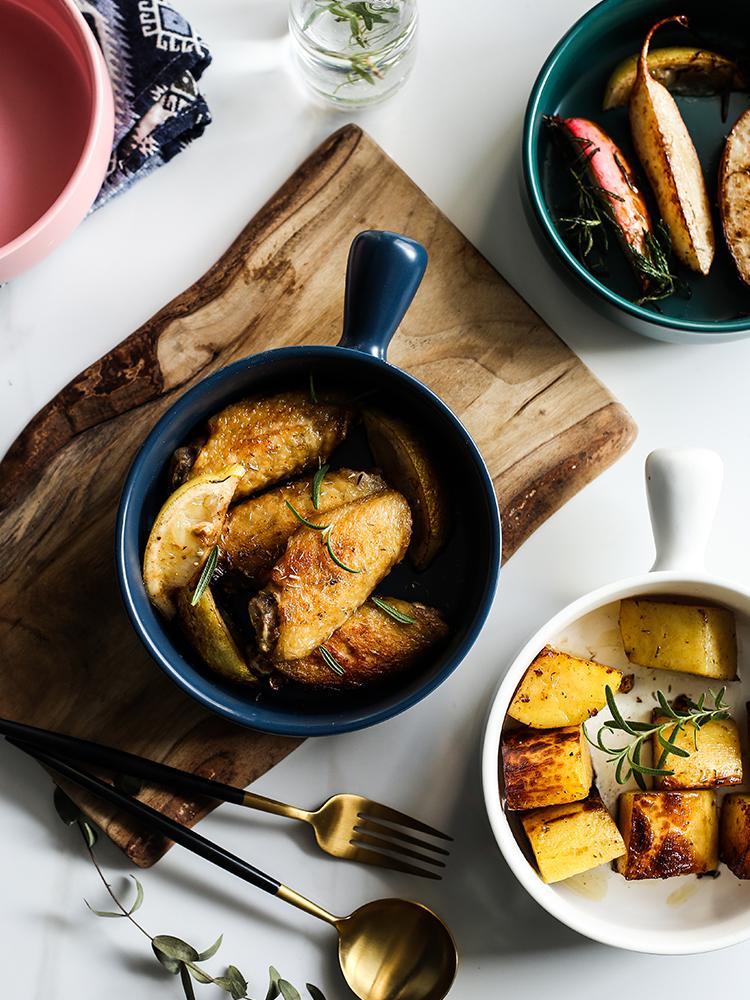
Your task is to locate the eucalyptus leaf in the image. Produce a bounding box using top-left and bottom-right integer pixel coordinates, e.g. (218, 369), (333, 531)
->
(153, 935), (201, 963)
(152, 943), (182, 975)
(197, 934), (224, 962)
(266, 967), (283, 1000)
(54, 786), (82, 826)
(306, 985), (328, 1000)
(78, 820), (98, 849)
(278, 979), (302, 1000)
(187, 965), (213, 985)
(180, 962), (198, 1000)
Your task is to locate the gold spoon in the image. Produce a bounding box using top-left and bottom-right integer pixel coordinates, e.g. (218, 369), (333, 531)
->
(9, 737), (458, 1000)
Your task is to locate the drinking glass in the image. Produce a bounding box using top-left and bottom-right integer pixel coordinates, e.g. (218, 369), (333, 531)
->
(288, 0), (418, 109)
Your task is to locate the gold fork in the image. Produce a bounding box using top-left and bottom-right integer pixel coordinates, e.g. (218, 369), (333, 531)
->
(239, 789), (451, 879)
(0, 717), (451, 878)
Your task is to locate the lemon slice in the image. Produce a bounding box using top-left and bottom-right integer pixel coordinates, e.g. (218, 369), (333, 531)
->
(143, 464), (244, 618)
(363, 408), (450, 572)
(603, 46), (745, 110)
(175, 585), (260, 687)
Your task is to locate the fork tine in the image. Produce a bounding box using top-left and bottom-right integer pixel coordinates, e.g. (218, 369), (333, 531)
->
(357, 801), (453, 841)
(346, 844), (444, 880)
(355, 817), (451, 856)
(352, 830), (447, 870)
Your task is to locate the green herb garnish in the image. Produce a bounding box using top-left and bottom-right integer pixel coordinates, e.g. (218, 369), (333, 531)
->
(191, 544), (220, 606)
(318, 644), (346, 675)
(54, 787), (327, 1000)
(585, 685), (730, 790)
(311, 463), (330, 510)
(286, 500), (361, 573)
(371, 596), (416, 624)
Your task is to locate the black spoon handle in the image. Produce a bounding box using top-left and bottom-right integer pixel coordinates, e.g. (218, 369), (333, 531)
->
(6, 736), (281, 896)
(0, 716), (246, 805)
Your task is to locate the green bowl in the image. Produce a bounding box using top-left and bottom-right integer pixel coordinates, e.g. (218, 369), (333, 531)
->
(523, 0), (750, 343)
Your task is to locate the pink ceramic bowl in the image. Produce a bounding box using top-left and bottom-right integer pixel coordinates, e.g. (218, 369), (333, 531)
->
(0, 0), (115, 282)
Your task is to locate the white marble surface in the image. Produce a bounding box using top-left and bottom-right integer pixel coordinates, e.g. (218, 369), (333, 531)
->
(3, 1), (750, 997)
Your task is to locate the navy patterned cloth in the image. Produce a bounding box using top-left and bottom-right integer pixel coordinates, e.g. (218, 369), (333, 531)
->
(73, 0), (212, 210)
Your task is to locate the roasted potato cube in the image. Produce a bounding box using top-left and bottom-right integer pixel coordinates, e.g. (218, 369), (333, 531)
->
(520, 795), (626, 883)
(508, 645), (623, 728)
(619, 598), (737, 679)
(719, 794), (750, 878)
(651, 712), (742, 790)
(615, 790), (718, 879)
(501, 724), (593, 811)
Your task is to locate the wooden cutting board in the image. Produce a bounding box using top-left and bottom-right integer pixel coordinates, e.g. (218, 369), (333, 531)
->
(0, 125), (637, 867)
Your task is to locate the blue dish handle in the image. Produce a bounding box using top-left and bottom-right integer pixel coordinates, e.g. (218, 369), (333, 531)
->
(337, 230), (428, 360)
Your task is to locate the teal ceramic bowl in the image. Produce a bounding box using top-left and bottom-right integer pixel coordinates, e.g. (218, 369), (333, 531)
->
(523, 0), (750, 343)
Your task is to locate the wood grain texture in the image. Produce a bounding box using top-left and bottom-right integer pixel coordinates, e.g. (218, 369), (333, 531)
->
(0, 125), (636, 866)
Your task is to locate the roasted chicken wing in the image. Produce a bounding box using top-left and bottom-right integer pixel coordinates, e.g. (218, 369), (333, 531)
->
(248, 488), (412, 662)
(180, 390), (357, 498)
(220, 468), (387, 587)
(265, 597), (451, 688)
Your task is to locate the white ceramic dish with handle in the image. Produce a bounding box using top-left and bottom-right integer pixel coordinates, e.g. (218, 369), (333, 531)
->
(482, 447), (750, 954)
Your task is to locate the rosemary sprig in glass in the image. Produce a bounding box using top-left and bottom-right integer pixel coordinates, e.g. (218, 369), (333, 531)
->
(585, 685), (730, 790)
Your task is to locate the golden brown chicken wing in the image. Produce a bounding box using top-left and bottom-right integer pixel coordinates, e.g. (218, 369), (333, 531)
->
(248, 488), (412, 662)
(184, 390), (357, 499)
(220, 468), (387, 587)
(269, 597), (451, 688)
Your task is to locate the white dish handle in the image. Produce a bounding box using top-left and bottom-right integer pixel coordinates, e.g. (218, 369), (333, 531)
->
(646, 447), (724, 574)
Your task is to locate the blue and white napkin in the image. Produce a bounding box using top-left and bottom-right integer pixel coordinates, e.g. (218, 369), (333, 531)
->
(73, 0), (212, 210)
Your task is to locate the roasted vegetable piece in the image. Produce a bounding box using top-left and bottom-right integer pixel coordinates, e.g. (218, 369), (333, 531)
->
(651, 710), (742, 790)
(520, 794), (626, 884)
(257, 597), (450, 689)
(615, 789), (718, 879)
(363, 407), (450, 571)
(719, 793), (750, 878)
(184, 389), (357, 499)
(248, 488), (412, 662)
(718, 107), (750, 288)
(142, 464), (245, 619)
(550, 115), (663, 293)
(175, 585), (260, 687)
(603, 45), (746, 110)
(619, 598), (737, 679)
(628, 16), (715, 275)
(501, 724), (593, 811)
(220, 468), (387, 587)
(507, 645), (624, 728)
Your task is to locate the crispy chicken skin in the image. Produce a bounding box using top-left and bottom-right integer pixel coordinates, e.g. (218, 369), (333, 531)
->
(220, 468), (387, 587)
(248, 488), (412, 662)
(256, 598), (450, 688)
(186, 390), (356, 499)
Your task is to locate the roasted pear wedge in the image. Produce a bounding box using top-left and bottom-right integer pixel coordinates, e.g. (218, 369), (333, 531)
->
(719, 107), (750, 288)
(142, 463), (244, 619)
(604, 46), (746, 110)
(175, 585), (261, 687)
(628, 16), (715, 275)
(363, 407), (450, 571)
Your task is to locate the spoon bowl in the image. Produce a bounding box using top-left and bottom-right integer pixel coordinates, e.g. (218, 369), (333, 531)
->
(336, 898), (458, 1000)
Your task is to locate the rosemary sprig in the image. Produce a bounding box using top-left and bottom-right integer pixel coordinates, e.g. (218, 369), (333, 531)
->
(546, 117), (686, 304)
(311, 464), (330, 510)
(304, 2), (396, 48)
(286, 500), (361, 573)
(191, 544), (220, 606)
(585, 685), (730, 790)
(318, 644), (346, 675)
(371, 596), (416, 624)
